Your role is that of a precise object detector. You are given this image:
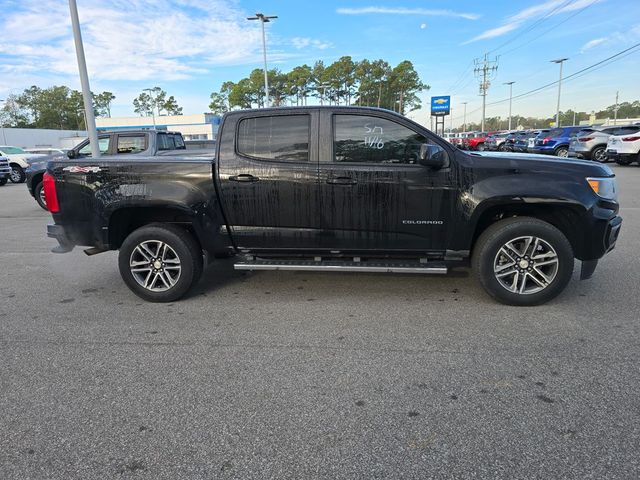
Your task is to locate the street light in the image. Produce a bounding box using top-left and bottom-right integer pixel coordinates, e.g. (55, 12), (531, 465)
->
(462, 102), (468, 133)
(247, 13), (277, 108)
(551, 58), (568, 127)
(504, 81), (515, 130)
(68, 0), (100, 158)
(143, 88), (157, 129)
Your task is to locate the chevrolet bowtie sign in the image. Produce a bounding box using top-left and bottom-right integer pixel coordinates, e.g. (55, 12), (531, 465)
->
(431, 96), (451, 116)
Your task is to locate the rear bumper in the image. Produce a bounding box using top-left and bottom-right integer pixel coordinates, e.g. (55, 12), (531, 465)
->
(47, 224), (75, 253)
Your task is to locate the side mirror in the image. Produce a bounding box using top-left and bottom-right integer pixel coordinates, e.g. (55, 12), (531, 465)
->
(67, 150), (77, 159)
(419, 143), (447, 169)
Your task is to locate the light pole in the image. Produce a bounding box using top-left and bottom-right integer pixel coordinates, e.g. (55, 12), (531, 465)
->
(68, 0), (100, 158)
(247, 13), (277, 108)
(462, 102), (468, 133)
(504, 81), (515, 130)
(0, 99), (6, 144)
(551, 58), (568, 127)
(614, 90), (619, 125)
(143, 88), (157, 129)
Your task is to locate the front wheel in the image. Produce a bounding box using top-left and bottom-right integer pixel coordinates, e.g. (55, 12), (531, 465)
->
(476, 143), (485, 151)
(0, 177), (7, 186)
(591, 146), (607, 163)
(34, 181), (47, 210)
(118, 224), (203, 302)
(10, 165), (25, 183)
(473, 217), (574, 306)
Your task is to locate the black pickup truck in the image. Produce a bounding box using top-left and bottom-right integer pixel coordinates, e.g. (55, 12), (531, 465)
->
(44, 107), (622, 305)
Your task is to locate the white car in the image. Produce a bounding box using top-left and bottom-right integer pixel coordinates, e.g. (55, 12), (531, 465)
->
(0, 146), (46, 183)
(606, 125), (640, 166)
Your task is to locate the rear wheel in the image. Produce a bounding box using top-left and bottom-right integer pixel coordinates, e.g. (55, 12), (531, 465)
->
(10, 165), (25, 183)
(0, 178), (7, 186)
(554, 147), (569, 158)
(476, 143), (485, 151)
(473, 217), (574, 306)
(34, 181), (47, 210)
(118, 224), (203, 302)
(591, 146), (607, 163)
(615, 156), (634, 166)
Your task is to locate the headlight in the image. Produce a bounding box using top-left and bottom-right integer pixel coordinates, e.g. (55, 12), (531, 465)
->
(586, 177), (617, 200)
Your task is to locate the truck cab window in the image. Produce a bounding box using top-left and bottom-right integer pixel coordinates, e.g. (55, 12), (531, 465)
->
(237, 115), (309, 161)
(333, 115), (426, 164)
(117, 135), (146, 154)
(79, 137), (110, 156)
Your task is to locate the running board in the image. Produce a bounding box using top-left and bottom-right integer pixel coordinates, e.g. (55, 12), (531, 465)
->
(234, 258), (448, 274)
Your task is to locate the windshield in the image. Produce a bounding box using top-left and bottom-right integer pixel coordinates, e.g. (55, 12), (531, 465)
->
(1, 146), (26, 154)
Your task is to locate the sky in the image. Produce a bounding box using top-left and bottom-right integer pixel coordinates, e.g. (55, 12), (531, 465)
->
(0, 0), (639, 128)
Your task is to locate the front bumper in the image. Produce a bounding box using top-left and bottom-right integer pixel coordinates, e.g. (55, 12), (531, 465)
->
(580, 214), (622, 280)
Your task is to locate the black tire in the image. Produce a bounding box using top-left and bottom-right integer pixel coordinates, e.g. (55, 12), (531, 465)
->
(473, 217), (574, 306)
(34, 181), (47, 210)
(476, 143), (485, 151)
(118, 223), (203, 302)
(10, 164), (25, 183)
(498, 143), (506, 151)
(591, 146), (607, 163)
(554, 146), (569, 158)
(0, 178), (7, 186)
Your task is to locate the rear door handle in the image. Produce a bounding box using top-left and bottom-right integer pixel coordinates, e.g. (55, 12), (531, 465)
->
(326, 176), (357, 186)
(229, 174), (259, 183)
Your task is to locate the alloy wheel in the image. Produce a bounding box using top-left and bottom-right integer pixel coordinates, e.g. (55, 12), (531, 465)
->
(129, 240), (182, 292)
(493, 236), (559, 295)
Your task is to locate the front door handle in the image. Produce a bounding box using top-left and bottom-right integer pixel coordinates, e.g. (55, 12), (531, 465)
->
(326, 176), (357, 186)
(229, 174), (259, 183)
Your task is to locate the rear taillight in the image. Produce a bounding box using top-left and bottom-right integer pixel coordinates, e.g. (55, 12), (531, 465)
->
(578, 137), (594, 142)
(43, 172), (59, 213)
(622, 136), (640, 142)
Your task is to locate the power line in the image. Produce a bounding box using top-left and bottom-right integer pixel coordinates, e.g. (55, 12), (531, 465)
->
(488, 0), (576, 54)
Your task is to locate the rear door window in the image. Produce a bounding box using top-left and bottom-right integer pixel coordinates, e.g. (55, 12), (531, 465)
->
(117, 135), (146, 154)
(237, 115), (310, 162)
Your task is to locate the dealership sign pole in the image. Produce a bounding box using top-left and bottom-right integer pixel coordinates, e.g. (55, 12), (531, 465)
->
(430, 96), (451, 136)
(69, 0), (100, 158)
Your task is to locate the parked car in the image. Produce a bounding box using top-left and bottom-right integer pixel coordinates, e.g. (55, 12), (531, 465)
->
(606, 125), (640, 165)
(26, 148), (69, 156)
(45, 106), (621, 306)
(26, 129), (188, 210)
(463, 132), (488, 151)
(528, 126), (583, 157)
(0, 146), (46, 183)
(502, 131), (531, 152)
(0, 156), (11, 186)
(485, 132), (510, 151)
(514, 130), (548, 153)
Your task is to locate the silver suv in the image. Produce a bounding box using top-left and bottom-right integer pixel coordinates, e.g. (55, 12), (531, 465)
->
(568, 125), (629, 163)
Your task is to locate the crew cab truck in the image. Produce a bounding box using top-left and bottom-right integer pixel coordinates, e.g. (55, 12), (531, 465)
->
(44, 107), (622, 306)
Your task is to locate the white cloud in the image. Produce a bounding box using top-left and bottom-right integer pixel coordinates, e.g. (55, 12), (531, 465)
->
(464, 0), (603, 44)
(420, 23), (427, 30)
(290, 37), (333, 50)
(0, 0), (330, 90)
(580, 37), (607, 53)
(336, 6), (480, 21)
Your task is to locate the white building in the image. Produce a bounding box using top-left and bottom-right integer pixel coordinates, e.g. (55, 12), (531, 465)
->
(0, 127), (87, 149)
(95, 113), (221, 140)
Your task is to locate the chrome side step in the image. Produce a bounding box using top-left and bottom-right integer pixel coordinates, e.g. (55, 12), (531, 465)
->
(234, 259), (447, 274)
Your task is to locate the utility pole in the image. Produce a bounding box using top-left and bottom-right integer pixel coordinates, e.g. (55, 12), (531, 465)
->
(247, 13), (277, 108)
(68, 0), (99, 158)
(0, 99), (7, 144)
(449, 108), (453, 132)
(551, 58), (568, 127)
(462, 102), (468, 132)
(614, 90), (619, 125)
(474, 53), (499, 132)
(573, 110), (577, 126)
(504, 81), (515, 130)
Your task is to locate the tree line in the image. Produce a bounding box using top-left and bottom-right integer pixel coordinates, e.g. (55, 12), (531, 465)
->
(0, 86), (116, 130)
(458, 101), (640, 132)
(209, 56), (429, 115)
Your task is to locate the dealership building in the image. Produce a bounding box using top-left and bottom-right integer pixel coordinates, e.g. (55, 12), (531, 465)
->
(95, 113), (221, 140)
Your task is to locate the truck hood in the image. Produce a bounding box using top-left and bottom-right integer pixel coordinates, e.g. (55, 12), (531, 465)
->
(467, 151), (614, 177)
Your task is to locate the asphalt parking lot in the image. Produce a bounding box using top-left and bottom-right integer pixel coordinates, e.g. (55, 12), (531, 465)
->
(1, 164), (639, 479)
